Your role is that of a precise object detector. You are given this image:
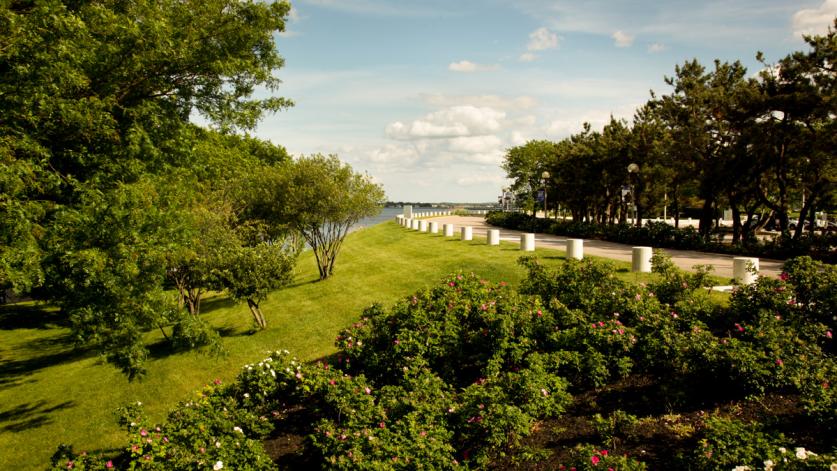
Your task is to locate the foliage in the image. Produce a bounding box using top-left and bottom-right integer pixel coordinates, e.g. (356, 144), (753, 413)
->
(499, 23), (836, 243)
(648, 250), (714, 306)
(46, 247), (837, 469)
(215, 242), (300, 329)
(262, 154), (386, 280)
(0, 0), (295, 377)
(333, 272), (573, 466)
(557, 444), (648, 470)
(592, 410), (639, 451)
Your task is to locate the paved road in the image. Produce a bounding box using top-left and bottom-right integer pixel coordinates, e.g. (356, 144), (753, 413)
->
(420, 215), (783, 280)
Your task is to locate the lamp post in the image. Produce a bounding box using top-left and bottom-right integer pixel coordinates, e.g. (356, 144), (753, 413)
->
(541, 171), (550, 219)
(627, 163), (639, 226)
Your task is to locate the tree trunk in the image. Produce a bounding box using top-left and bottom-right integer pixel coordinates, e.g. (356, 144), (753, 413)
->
(185, 288), (202, 316)
(731, 200), (742, 244)
(672, 186), (680, 229)
(699, 197), (715, 238)
(247, 299), (266, 329)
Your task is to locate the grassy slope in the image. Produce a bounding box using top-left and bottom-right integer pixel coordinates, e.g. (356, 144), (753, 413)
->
(1, 221), (662, 470)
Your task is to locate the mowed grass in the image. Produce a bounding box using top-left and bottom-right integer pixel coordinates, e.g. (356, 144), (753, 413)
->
(1, 221), (694, 470)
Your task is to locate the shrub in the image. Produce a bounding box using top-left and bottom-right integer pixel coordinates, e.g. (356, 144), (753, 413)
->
(557, 444), (648, 470)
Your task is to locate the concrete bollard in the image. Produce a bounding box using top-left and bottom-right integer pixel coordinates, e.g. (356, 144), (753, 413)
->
(487, 229), (500, 245)
(733, 257), (760, 285)
(444, 223), (454, 237)
(461, 226), (473, 241)
(403, 218), (410, 227)
(632, 246), (653, 273)
(521, 233), (535, 251)
(429, 221), (439, 234)
(566, 239), (584, 260)
(403, 205), (413, 219)
(419, 220), (428, 232)
(411, 219), (419, 230)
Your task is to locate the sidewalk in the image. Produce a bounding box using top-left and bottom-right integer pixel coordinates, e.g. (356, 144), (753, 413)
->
(426, 216), (783, 280)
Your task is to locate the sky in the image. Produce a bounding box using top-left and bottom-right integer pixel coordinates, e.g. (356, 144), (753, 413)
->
(251, 0), (837, 203)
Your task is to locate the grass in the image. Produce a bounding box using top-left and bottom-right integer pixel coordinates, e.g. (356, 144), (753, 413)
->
(0, 221), (707, 470)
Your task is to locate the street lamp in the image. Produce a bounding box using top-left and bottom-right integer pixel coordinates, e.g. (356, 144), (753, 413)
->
(627, 163), (639, 226)
(541, 171), (550, 219)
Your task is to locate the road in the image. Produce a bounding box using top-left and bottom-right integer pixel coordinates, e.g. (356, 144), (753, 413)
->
(421, 215), (784, 281)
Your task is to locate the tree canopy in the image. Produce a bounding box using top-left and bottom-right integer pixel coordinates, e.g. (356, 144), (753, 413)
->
(258, 154), (386, 280)
(502, 21), (836, 243)
(1, 0), (296, 378)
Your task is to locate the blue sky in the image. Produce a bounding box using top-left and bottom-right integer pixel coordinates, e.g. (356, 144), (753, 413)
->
(252, 0), (837, 202)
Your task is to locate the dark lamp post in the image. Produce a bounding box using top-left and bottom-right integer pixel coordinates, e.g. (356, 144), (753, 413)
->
(541, 171), (550, 219)
(627, 163), (639, 225)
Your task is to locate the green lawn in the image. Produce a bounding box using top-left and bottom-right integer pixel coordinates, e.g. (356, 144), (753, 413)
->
(1, 221), (671, 470)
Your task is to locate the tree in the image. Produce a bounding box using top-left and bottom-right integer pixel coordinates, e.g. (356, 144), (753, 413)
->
(656, 59), (750, 238)
(747, 21), (836, 239)
(216, 242), (299, 329)
(1, 0), (293, 377)
(270, 155), (385, 280)
(502, 140), (558, 214)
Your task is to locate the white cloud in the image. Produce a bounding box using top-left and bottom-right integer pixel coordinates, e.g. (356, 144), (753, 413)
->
(421, 94), (537, 111)
(647, 42), (666, 53)
(448, 60), (499, 73)
(545, 104), (638, 138)
(385, 106), (506, 140)
(519, 52), (538, 62)
(366, 144), (419, 165)
(448, 135), (503, 154)
(510, 131), (528, 146)
(792, 0), (837, 37)
(612, 30), (635, 47)
(527, 27), (560, 51)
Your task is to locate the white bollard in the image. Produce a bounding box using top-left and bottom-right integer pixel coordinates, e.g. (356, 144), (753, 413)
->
(487, 229), (500, 245)
(733, 257), (760, 285)
(411, 219), (419, 230)
(461, 226), (473, 241)
(403, 205), (413, 219)
(444, 223), (454, 237)
(429, 221), (439, 234)
(567, 239), (584, 260)
(403, 218), (410, 227)
(521, 233), (535, 251)
(632, 247), (653, 273)
(419, 220), (428, 232)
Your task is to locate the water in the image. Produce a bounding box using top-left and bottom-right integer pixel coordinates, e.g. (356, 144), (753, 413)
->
(350, 206), (441, 233)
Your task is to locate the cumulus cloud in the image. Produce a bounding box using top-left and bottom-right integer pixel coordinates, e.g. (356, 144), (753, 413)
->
(385, 106), (506, 140)
(519, 52), (538, 62)
(421, 94), (537, 111)
(527, 27), (559, 51)
(612, 30), (634, 47)
(647, 42), (666, 53)
(545, 104), (637, 138)
(366, 144), (419, 165)
(448, 60), (499, 73)
(510, 131), (528, 146)
(448, 135), (503, 154)
(792, 0), (837, 38)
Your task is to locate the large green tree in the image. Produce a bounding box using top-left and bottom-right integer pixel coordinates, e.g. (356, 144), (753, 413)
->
(1, 0), (293, 377)
(262, 155), (385, 280)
